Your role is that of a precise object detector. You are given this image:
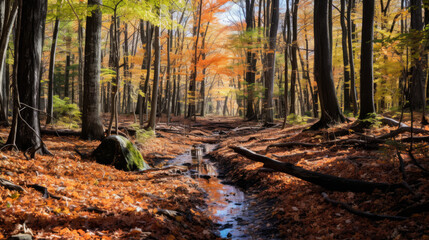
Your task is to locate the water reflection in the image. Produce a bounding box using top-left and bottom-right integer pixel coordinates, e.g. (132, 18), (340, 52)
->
(168, 144), (251, 239)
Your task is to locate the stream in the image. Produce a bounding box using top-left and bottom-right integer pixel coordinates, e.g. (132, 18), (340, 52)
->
(161, 144), (257, 239)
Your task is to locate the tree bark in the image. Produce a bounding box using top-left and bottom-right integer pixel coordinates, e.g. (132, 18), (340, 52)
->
(409, 0), (425, 110)
(245, 0), (257, 120)
(145, 24), (160, 131)
(46, 17), (60, 125)
(311, 0), (344, 129)
(0, 0), (17, 125)
(341, 0), (351, 113)
(81, 0), (104, 140)
(289, 0), (299, 115)
(7, 0), (48, 155)
(359, 0), (376, 119)
(263, 0), (280, 123)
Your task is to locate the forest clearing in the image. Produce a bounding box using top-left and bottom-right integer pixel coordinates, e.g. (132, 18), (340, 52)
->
(1, 0), (429, 239)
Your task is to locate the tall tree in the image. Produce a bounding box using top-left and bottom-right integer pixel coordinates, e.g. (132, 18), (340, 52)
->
(188, 0), (203, 120)
(340, 0), (352, 113)
(289, 0), (299, 115)
(409, 0), (425, 110)
(263, 0), (280, 123)
(46, 5), (61, 125)
(7, 0), (49, 156)
(0, 0), (18, 125)
(358, 0), (375, 119)
(311, 0), (344, 129)
(81, 0), (104, 140)
(245, 0), (257, 120)
(146, 23), (160, 130)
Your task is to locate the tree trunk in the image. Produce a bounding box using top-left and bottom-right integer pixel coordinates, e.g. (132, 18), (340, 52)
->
(340, 0), (351, 113)
(359, 0), (376, 119)
(263, 0), (280, 123)
(282, 0), (290, 128)
(311, 0), (345, 129)
(245, 0), (257, 120)
(347, 0), (358, 115)
(409, 0), (425, 110)
(81, 0), (104, 140)
(78, 24), (84, 111)
(46, 17), (60, 125)
(7, 0), (48, 155)
(0, 0), (17, 126)
(289, 0), (299, 115)
(145, 24), (160, 131)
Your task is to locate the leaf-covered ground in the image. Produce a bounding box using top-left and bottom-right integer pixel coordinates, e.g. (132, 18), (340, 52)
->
(0, 116), (225, 239)
(1, 115), (429, 239)
(212, 117), (429, 239)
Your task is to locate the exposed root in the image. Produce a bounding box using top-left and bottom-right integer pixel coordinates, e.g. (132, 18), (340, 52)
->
(0, 178), (25, 192)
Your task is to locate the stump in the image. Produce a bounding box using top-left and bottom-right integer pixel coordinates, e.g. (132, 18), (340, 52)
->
(92, 135), (150, 171)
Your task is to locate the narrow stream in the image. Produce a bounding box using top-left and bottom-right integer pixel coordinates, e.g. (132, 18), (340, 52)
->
(165, 144), (253, 239)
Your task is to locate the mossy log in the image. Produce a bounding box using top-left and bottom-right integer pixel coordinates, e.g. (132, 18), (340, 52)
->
(92, 135), (150, 171)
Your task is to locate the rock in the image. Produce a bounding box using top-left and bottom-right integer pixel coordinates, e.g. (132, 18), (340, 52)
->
(92, 135), (150, 171)
(8, 234), (32, 240)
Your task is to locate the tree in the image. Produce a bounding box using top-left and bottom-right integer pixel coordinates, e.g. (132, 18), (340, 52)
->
(340, 0), (351, 113)
(289, 0), (299, 115)
(409, 0), (425, 110)
(146, 23), (160, 131)
(311, 0), (344, 129)
(46, 3), (61, 125)
(0, 0), (18, 126)
(81, 0), (105, 140)
(263, 0), (280, 123)
(7, 0), (50, 156)
(358, 0), (375, 119)
(245, 0), (257, 120)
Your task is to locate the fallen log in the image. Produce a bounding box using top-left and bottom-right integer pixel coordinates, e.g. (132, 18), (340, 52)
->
(41, 129), (81, 136)
(322, 192), (407, 221)
(230, 146), (405, 193)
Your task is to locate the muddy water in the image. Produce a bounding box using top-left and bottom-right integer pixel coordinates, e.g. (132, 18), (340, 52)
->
(166, 144), (253, 239)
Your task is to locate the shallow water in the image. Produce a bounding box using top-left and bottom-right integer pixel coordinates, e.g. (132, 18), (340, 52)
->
(167, 144), (252, 239)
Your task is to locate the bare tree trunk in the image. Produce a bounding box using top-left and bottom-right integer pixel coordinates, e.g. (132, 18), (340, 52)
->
(81, 0), (104, 140)
(7, 0), (49, 156)
(46, 17), (60, 124)
(359, 0), (376, 119)
(146, 23), (160, 131)
(263, 0), (280, 123)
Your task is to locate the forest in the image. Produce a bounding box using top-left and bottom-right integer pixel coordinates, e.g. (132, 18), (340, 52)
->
(0, 0), (429, 239)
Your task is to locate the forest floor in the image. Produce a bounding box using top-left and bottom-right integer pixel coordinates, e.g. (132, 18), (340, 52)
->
(0, 114), (429, 239)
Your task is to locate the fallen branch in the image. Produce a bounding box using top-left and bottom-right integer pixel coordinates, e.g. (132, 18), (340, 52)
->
(267, 142), (320, 150)
(381, 117), (408, 128)
(377, 127), (429, 140)
(27, 184), (61, 200)
(0, 178), (24, 192)
(230, 146), (405, 193)
(321, 192), (407, 221)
